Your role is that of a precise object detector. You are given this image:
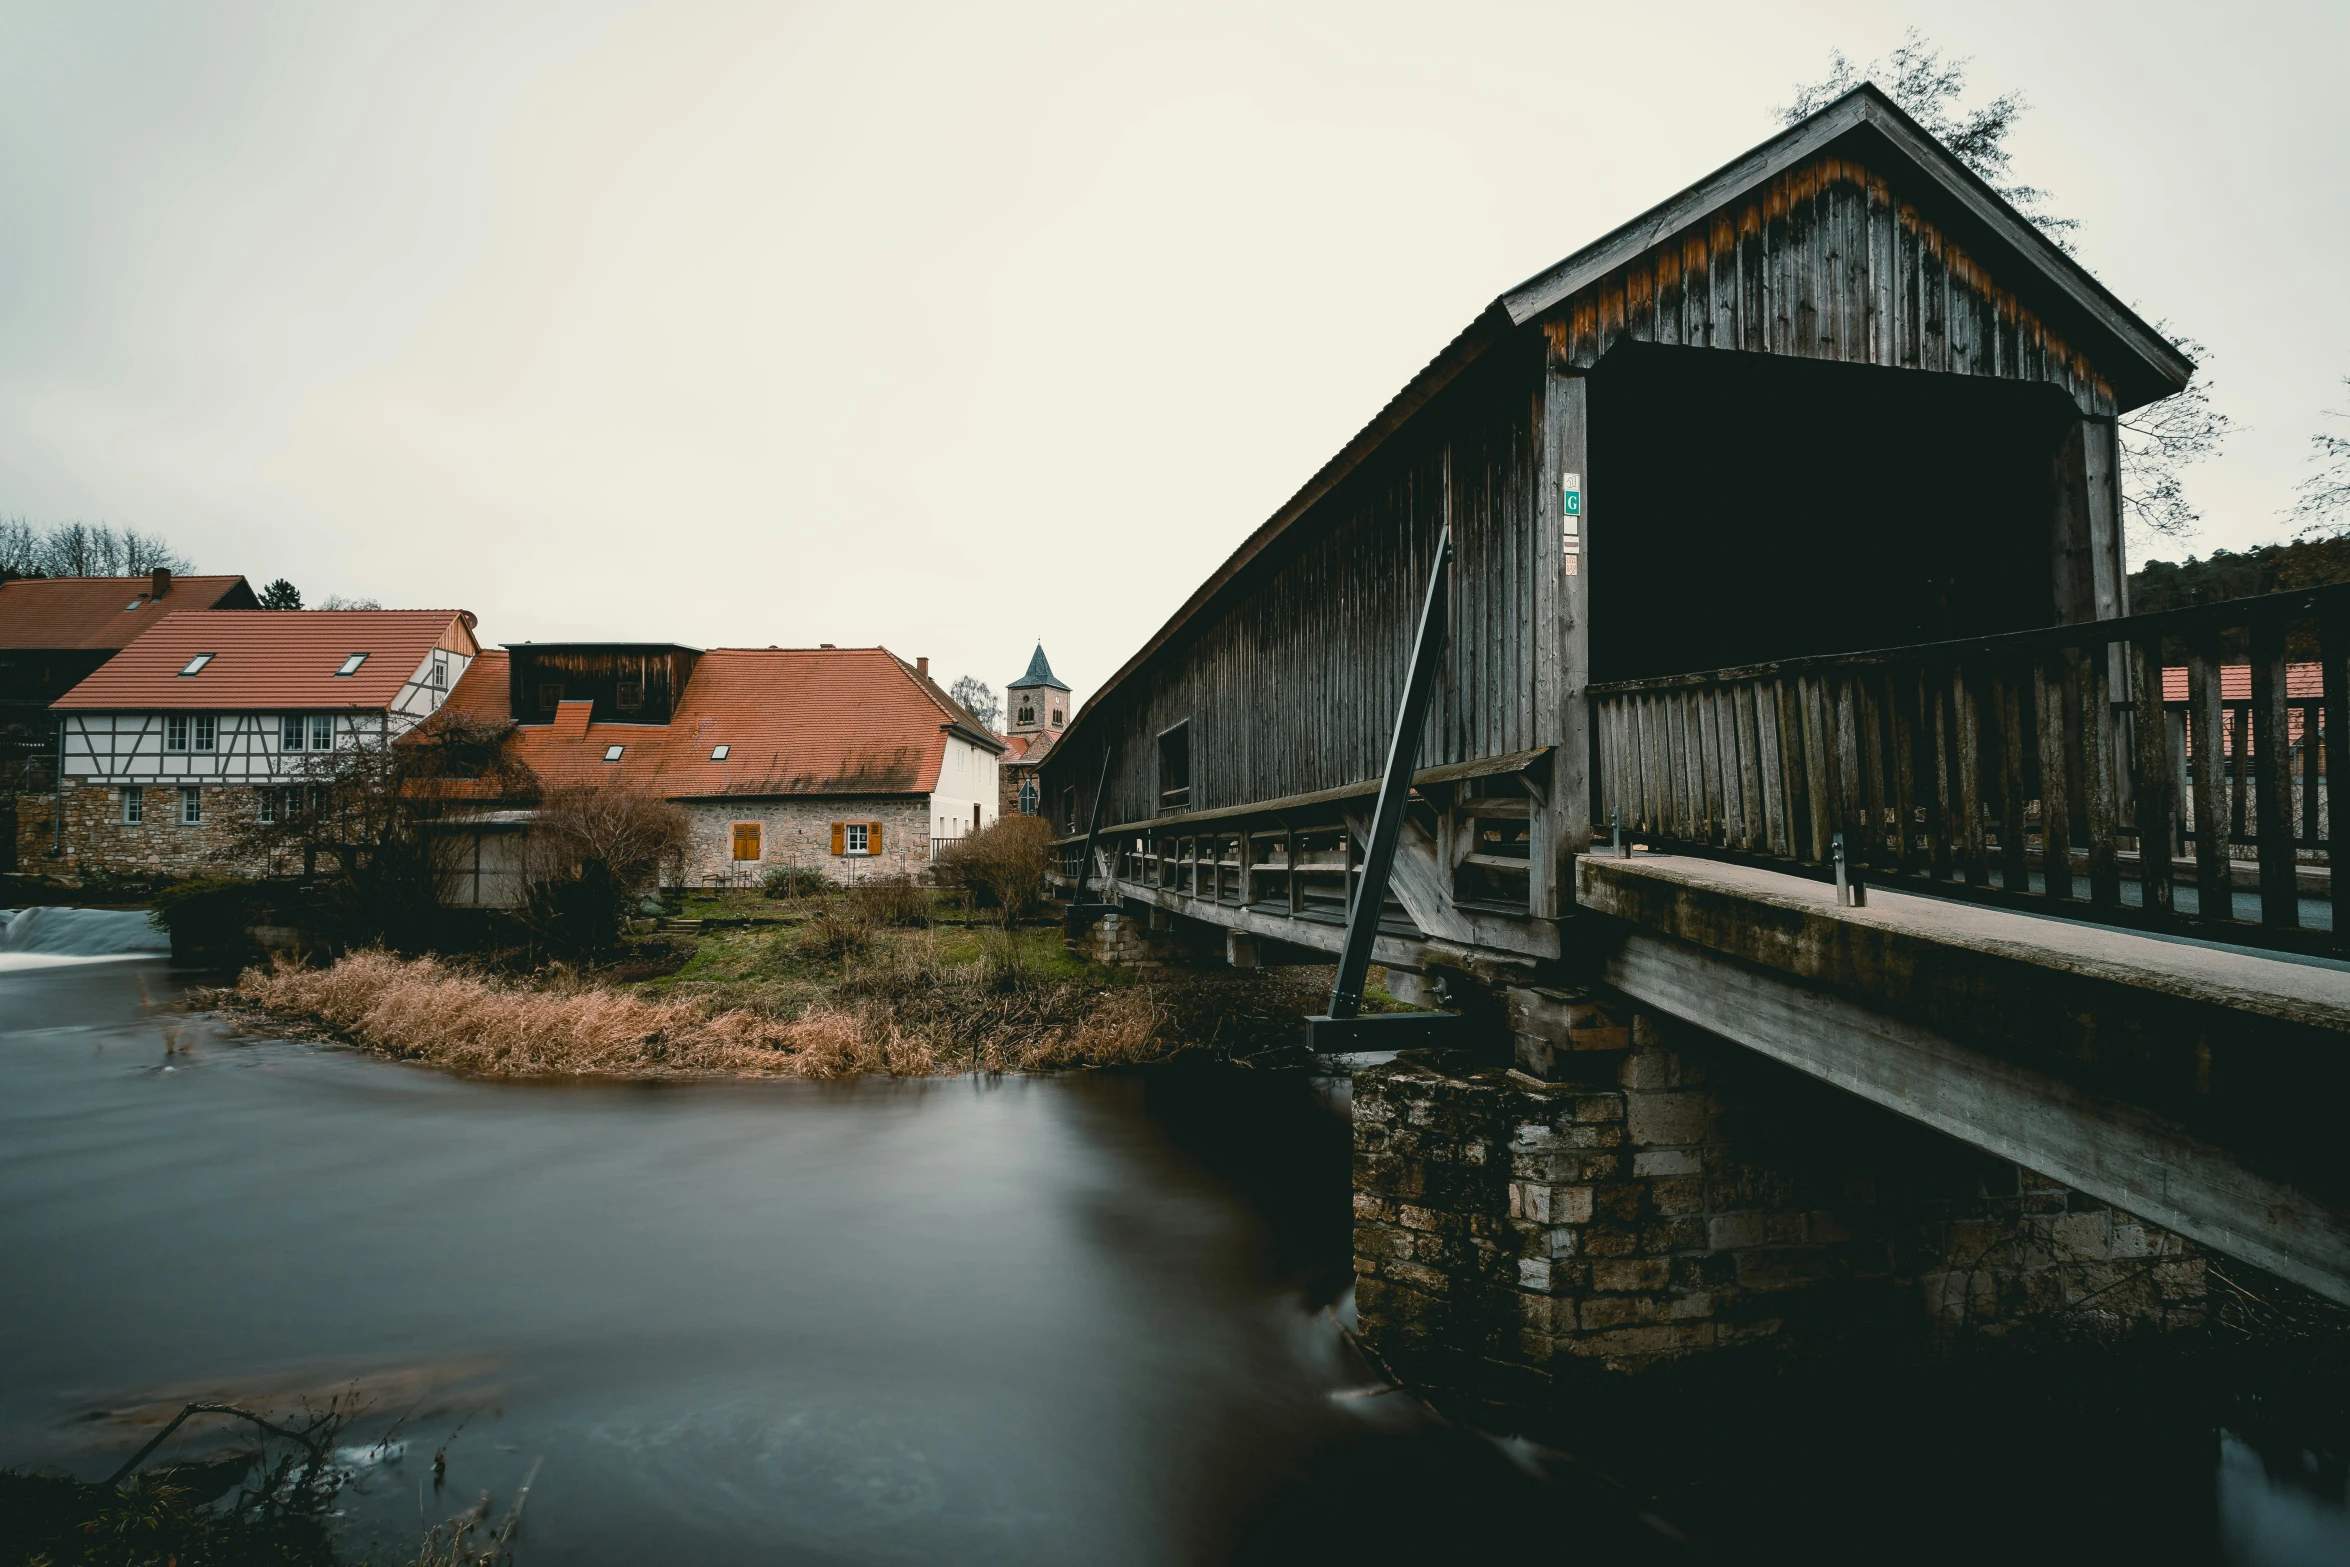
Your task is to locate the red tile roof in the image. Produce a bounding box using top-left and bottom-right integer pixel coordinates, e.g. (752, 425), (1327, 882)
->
(2161, 663), (2325, 748)
(52, 610), (479, 710)
(2160, 664), (2324, 703)
(432, 645), (997, 798)
(0, 574), (256, 650)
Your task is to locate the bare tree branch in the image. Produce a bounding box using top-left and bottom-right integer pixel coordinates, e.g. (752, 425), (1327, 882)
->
(2289, 377), (2350, 538)
(2119, 326), (2233, 541)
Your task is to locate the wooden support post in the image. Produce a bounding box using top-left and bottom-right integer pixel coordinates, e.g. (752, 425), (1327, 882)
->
(2036, 654), (2074, 903)
(2078, 641), (2123, 909)
(2187, 635), (2230, 925)
(1995, 667), (2030, 892)
(1532, 367), (1590, 918)
(1327, 527), (1453, 1021)
(2251, 619), (2299, 928)
(2129, 632), (2174, 915)
(2324, 607), (2350, 950)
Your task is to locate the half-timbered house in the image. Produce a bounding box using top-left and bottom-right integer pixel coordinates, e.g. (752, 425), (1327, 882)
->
(33, 609), (479, 878)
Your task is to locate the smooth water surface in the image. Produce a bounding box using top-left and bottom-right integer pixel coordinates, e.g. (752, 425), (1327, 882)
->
(2, 952), (2345, 1564)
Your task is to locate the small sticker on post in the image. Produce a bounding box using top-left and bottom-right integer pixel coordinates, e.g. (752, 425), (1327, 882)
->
(1562, 472), (1581, 574)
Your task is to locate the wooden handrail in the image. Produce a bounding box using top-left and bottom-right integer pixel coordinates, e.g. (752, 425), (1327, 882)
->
(1590, 585), (2347, 958)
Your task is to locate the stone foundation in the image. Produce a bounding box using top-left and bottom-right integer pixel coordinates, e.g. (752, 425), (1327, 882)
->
(18, 779), (275, 882)
(1067, 908), (1166, 968)
(1352, 994), (2204, 1396)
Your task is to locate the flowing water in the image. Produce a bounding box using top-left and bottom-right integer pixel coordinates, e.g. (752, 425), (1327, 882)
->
(1, 934), (2345, 1564)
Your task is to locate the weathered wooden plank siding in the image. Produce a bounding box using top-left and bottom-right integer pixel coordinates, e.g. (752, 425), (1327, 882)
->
(1549, 154), (2114, 417)
(1052, 358), (1545, 831)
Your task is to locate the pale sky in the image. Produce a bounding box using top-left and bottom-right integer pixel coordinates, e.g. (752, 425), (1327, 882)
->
(1, 1), (2344, 712)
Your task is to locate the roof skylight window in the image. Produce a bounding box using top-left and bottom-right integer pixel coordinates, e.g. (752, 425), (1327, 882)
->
(334, 653), (368, 677)
(178, 653), (214, 676)
(125, 596), (147, 612)
(604, 745), (625, 762)
(710, 744), (729, 761)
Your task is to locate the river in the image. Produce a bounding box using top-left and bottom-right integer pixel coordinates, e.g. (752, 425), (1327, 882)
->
(2, 925), (2345, 1564)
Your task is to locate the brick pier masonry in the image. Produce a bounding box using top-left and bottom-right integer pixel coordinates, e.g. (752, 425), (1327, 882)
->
(1352, 993), (2206, 1397)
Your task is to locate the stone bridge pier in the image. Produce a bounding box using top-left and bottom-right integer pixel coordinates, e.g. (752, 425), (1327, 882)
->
(1351, 998), (2206, 1400)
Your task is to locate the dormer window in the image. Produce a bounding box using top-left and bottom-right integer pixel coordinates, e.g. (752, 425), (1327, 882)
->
(178, 653), (214, 676)
(335, 653), (368, 677)
(604, 745), (625, 762)
(539, 683), (562, 710)
(616, 680), (644, 710)
(710, 744), (729, 761)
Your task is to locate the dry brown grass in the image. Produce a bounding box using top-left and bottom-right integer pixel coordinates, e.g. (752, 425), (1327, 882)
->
(233, 950), (937, 1078)
(224, 942), (1288, 1080)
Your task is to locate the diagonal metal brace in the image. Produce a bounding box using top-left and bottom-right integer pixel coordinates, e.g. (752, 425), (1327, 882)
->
(1070, 739), (1116, 906)
(1327, 526), (1453, 1019)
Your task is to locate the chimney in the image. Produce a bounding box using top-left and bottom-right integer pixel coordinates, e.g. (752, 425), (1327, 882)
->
(150, 567), (170, 600)
(916, 656), (929, 677)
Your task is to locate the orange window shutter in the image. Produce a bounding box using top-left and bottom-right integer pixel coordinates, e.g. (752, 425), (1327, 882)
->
(868, 822), (882, 852)
(831, 822), (845, 855)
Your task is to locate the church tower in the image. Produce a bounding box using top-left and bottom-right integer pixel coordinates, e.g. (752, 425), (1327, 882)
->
(1005, 644), (1069, 740)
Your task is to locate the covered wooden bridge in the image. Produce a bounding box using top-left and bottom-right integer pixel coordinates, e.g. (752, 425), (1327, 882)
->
(1041, 81), (2344, 966)
(1040, 85), (2350, 1306)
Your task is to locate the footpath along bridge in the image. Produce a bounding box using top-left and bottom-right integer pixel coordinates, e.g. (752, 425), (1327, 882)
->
(1039, 85), (2350, 1383)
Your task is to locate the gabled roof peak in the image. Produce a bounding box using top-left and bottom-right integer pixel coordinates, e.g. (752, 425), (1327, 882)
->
(1009, 642), (1069, 692)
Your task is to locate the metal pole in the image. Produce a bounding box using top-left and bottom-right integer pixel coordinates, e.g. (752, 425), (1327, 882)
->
(1070, 740), (1116, 905)
(1328, 527), (1453, 1019)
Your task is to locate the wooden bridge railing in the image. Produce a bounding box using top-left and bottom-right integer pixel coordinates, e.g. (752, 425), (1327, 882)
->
(1589, 584), (2350, 956)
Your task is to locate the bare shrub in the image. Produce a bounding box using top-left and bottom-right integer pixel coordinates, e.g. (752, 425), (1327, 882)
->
(762, 864), (822, 900)
(850, 872), (930, 928)
(938, 815), (1056, 927)
(797, 906), (873, 959)
(522, 785), (691, 950)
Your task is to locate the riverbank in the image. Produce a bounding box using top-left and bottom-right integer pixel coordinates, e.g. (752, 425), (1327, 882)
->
(214, 895), (1351, 1078)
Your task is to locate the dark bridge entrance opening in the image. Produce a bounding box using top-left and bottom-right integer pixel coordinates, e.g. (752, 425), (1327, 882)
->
(1587, 343), (2087, 684)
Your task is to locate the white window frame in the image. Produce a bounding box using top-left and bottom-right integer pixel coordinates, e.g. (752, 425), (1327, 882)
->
(311, 715), (334, 751)
(179, 786), (203, 825)
(282, 714), (305, 751)
(844, 822), (870, 855)
(192, 715), (217, 753)
(164, 714), (190, 752)
(121, 786), (142, 825)
(258, 788), (280, 824)
(431, 650), (449, 690)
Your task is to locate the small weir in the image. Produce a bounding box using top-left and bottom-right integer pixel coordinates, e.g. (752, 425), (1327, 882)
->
(0, 906), (169, 964)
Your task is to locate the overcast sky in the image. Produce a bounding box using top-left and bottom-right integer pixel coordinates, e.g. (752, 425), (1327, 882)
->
(1, 1), (2344, 711)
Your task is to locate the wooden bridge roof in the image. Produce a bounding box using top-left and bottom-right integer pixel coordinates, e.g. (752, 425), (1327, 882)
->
(1059, 82), (2192, 760)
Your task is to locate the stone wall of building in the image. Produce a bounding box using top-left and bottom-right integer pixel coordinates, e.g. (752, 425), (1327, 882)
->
(1352, 993), (2205, 1398)
(17, 778), (276, 882)
(678, 796), (935, 887)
